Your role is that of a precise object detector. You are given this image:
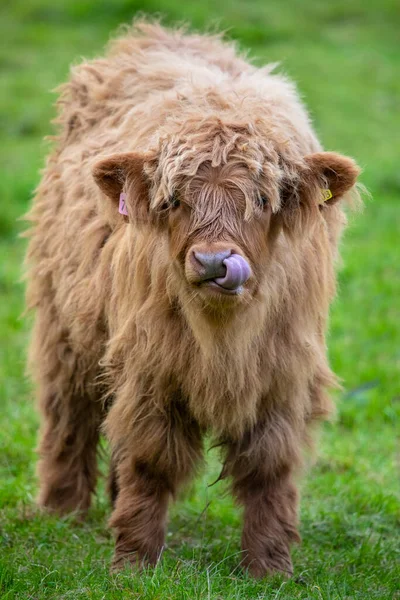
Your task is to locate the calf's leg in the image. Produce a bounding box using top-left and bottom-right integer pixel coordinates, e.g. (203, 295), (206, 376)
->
(31, 305), (102, 514)
(223, 419), (302, 578)
(107, 398), (203, 569)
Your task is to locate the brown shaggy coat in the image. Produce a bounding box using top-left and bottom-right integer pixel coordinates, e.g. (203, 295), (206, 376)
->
(25, 21), (360, 577)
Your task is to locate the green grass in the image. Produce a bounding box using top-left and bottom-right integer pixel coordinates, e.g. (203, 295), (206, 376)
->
(1, 0), (399, 598)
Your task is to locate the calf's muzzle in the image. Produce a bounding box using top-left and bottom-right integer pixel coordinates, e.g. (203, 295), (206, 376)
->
(191, 248), (251, 292)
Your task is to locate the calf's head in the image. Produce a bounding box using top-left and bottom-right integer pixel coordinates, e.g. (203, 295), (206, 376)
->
(93, 137), (359, 313)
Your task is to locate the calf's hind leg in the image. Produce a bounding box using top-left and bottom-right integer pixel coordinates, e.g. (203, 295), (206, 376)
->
(31, 305), (102, 514)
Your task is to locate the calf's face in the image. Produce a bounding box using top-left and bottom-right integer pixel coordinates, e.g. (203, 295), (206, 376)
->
(93, 148), (359, 310)
(165, 162), (275, 306)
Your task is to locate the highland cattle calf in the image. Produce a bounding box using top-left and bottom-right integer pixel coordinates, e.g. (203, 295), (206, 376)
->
(25, 21), (360, 577)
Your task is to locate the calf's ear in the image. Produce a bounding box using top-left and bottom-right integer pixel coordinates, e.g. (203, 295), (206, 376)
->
(280, 151), (361, 235)
(303, 151), (360, 205)
(92, 152), (151, 221)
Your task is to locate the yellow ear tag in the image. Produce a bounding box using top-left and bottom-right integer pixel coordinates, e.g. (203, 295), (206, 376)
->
(320, 189), (333, 204)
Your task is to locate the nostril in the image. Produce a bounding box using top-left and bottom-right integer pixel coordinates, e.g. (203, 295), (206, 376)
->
(215, 254), (251, 290)
(191, 250), (205, 270)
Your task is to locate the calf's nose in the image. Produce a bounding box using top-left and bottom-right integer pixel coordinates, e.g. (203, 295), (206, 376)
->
(192, 250), (232, 280)
(191, 249), (251, 290)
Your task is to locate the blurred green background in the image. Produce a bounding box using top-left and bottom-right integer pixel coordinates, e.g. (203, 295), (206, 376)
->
(0, 1), (399, 599)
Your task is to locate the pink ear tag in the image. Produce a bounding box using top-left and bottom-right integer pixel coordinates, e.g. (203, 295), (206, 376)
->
(119, 193), (128, 216)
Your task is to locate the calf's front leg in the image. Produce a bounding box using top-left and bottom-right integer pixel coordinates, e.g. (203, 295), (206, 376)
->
(106, 398), (203, 570)
(223, 420), (302, 578)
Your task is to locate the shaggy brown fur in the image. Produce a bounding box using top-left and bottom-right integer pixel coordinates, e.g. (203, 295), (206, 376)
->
(25, 20), (360, 577)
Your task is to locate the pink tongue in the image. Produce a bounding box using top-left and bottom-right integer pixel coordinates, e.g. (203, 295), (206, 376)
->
(214, 254), (251, 290)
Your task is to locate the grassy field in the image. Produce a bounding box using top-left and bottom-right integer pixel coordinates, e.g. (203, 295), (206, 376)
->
(1, 0), (399, 598)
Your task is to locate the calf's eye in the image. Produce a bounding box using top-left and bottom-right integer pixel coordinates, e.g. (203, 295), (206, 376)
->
(170, 193), (181, 208)
(259, 195), (268, 208)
